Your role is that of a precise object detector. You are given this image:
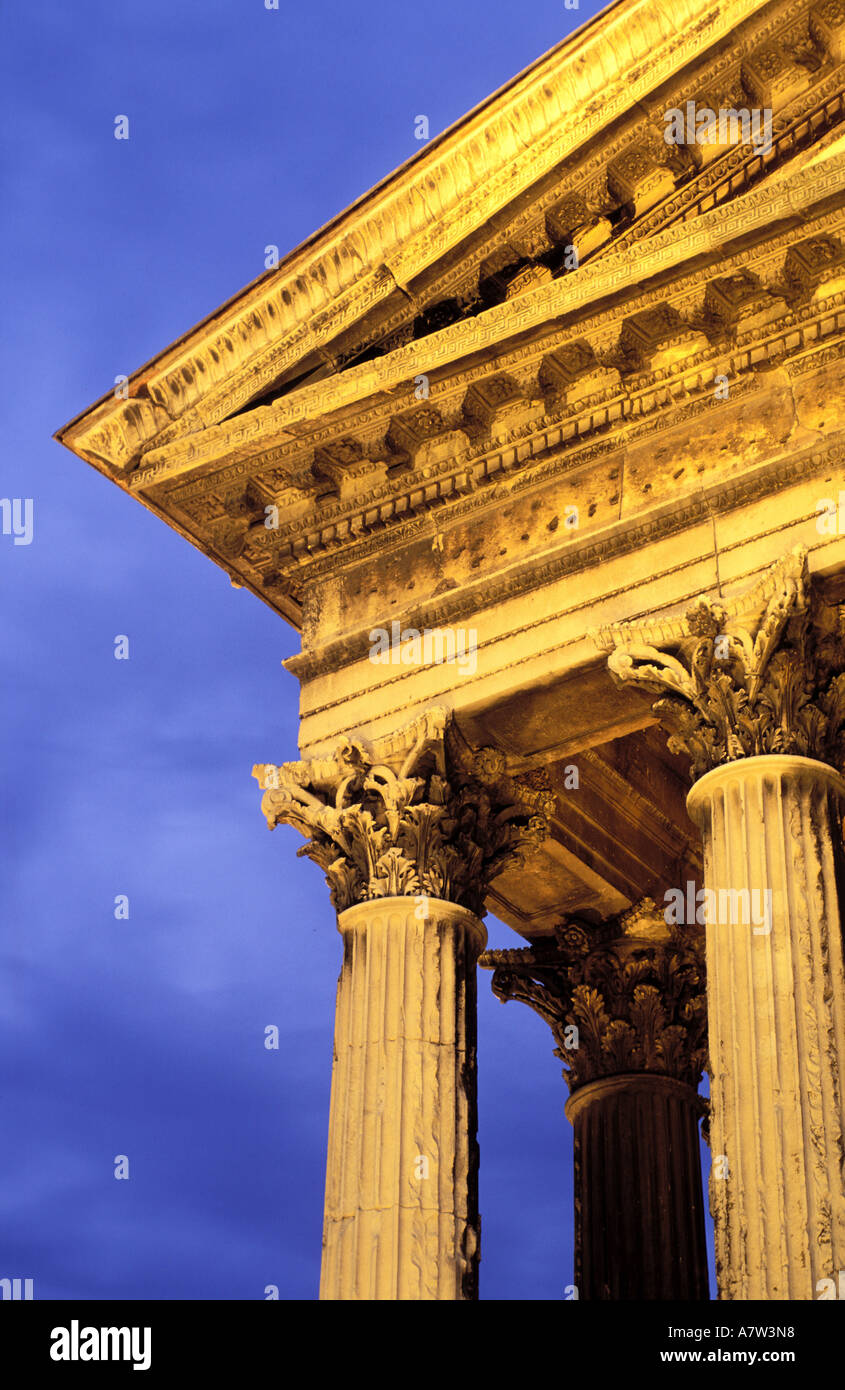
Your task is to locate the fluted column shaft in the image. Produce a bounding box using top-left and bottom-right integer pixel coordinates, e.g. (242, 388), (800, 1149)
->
(320, 895), (486, 1301)
(687, 754), (845, 1300)
(254, 706), (553, 1300)
(566, 1073), (708, 1300)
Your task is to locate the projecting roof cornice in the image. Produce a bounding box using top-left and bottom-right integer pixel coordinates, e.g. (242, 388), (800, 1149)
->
(57, 0), (781, 473)
(123, 154), (845, 488)
(81, 145), (842, 634)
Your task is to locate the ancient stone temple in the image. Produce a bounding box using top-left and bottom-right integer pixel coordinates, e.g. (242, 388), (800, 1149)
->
(56, 0), (845, 1299)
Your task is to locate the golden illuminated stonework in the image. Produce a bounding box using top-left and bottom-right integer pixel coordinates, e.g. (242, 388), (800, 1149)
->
(57, 0), (845, 1300)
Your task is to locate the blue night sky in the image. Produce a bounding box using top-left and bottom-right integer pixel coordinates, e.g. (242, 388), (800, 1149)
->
(2, 0), (712, 1299)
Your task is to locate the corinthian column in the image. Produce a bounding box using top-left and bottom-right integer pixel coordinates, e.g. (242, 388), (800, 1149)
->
(253, 708), (552, 1301)
(480, 902), (708, 1299)
(593, 546), (845, 1299)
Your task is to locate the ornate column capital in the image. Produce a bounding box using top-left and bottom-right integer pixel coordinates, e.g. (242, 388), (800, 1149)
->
(480, 898), (707, 1092)
(590, 546), (845, 783)
(252, 706), (554, 914)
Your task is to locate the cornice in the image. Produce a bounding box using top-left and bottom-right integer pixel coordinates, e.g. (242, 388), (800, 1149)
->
(332, 14), (845, 363)
(56, 0), (781, 472)
(128, 156), (845, 494)
(168, 271), (844, 551)
(123, 176), (845, 622)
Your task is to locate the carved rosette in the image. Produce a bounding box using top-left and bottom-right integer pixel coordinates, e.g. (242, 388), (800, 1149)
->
(252, 707), (554, 914)
(591, 547), (845, 784)
(479, 899), (707, 1093)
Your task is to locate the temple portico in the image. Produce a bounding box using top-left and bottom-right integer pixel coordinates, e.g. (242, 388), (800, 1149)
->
(58, 0), (845, 1298)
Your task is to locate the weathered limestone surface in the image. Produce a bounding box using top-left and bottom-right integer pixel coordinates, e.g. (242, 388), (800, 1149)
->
(323, 896), (485, 1300)
(688, 756), (845, 1299)
(253, 708), (552, 1299)
(597, 550), (845, 1298)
